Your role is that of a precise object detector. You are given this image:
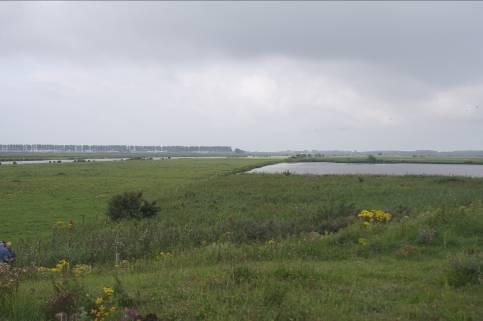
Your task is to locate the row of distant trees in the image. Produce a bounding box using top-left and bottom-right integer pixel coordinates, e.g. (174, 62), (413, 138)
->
(0, 144), (235, 153)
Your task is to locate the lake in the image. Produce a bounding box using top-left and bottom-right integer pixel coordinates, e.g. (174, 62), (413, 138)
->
(248, 162), (483, 177)
(0, 156), (232, 166)
(0, 158), (130, 165)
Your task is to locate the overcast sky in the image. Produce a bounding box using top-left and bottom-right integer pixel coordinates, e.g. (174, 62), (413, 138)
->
(1, 2), (483, 151)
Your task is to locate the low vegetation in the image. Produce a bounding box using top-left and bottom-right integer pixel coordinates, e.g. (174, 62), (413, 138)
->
(1, 158), (482, 320)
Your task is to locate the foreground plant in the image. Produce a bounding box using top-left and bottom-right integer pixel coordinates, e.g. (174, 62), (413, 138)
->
(0, 263), (27, 314)
(90, 287), (117, 321)
(40, 260), (92, 320)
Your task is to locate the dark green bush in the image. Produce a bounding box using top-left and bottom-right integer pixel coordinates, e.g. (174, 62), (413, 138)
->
(367, 154), (377, 163)
(447, 253), (482, 287)
(107, 192), (160, 221)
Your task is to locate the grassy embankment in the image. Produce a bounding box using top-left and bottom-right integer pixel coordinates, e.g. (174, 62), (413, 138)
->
(1, 159), (482, 321)
(288, 154), (483, 165)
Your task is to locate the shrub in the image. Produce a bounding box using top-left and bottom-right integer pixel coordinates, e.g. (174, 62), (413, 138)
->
(446, 253), (482, 287)
(107, 192), (160, 221)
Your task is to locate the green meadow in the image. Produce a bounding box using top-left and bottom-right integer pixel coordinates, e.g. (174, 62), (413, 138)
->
(0, 158), (268, 240)
(1, 158), (482, 321)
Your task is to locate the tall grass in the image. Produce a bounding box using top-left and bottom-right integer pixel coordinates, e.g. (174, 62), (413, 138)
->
(13, 173), (483, 266)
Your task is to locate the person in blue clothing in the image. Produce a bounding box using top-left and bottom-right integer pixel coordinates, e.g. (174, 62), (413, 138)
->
(0, 241), (15, 264)
(0, 243), (10, 263)
(5, 242), (15, 263)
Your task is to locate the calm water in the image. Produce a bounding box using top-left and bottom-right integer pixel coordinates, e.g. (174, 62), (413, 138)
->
(249, 162), (483, 177)
(0, 158), (130, 165)
(0, 156), (231, 166)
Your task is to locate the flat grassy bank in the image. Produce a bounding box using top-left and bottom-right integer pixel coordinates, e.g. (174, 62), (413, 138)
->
(288, 155), (483, 165)
(1, 159), (482, 321)
(0, 158), (272, 240)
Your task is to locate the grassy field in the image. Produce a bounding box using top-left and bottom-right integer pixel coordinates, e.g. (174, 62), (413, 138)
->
(0, 158), (270, 240)
(1, 159), (482, 321)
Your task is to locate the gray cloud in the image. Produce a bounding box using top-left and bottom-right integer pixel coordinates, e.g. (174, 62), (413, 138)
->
(1, 2), (483, 150)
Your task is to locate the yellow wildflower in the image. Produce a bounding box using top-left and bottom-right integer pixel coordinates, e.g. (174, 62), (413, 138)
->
(37, 266), (51, 273)
(73, 264), (91, 277)
(358, 209), (392, 225)
(159, 252), (174, 260)
(54, 259), (69, 272)
(102, 287), (114, 296)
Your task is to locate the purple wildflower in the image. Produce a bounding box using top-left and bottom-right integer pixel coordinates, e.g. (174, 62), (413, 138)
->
(127, 309), (139, 318)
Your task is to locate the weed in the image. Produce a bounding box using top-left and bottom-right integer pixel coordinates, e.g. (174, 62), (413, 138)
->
(263, 283), (287, 307)
(231, 265), (257, 285)
(417, 227), (437, 245)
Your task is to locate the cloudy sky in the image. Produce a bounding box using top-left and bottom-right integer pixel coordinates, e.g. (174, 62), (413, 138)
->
(1, 2), (483, 151)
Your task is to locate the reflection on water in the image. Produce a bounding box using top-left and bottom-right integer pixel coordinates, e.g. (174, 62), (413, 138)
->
(0, 156), (231, 166)
(0, 158), (130, 165)
(249, 162), (483, 177)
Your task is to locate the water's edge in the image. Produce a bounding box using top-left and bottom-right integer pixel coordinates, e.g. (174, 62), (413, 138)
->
(248, 162), (483, 178)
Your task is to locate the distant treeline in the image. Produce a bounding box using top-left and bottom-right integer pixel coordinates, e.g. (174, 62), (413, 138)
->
(284, 150), (483, 158)
(0, 144), (234, 153)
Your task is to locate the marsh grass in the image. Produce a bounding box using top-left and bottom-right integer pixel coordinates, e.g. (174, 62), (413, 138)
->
(15, 172), (483, 266)
(2, 160), (483, 320)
